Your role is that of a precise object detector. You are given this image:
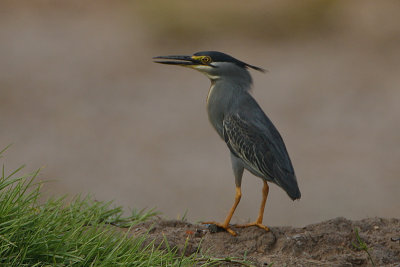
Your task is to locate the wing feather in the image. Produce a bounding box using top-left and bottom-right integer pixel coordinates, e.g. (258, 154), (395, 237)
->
(223, 113), (300, 199)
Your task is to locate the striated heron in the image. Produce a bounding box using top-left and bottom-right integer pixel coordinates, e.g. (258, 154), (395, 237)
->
(153, 51), (301, 236)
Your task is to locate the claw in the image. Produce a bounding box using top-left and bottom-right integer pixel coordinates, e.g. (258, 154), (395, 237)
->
(202, 221), (237, 236)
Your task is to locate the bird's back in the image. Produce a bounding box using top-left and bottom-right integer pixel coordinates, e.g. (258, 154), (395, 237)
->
(224, 93), (301, 200)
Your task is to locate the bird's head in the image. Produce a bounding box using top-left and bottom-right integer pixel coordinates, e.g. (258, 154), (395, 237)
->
(153, 51), (265, 81)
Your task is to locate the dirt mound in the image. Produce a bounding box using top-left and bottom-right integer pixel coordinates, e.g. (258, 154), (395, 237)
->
(130, 217), (400, 266)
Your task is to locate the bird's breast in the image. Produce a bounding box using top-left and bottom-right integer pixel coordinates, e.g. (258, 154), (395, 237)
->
(206, 83), (215, 104)
(206, 84), (226, 139)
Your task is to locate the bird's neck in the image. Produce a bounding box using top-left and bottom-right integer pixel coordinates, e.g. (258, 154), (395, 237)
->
(206, 79), (252, 138)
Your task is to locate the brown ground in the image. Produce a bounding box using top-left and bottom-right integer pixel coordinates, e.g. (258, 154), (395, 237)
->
(131, 217), (400, 266)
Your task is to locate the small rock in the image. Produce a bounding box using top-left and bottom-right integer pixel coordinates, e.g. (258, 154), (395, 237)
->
(195, 229), (206, 237)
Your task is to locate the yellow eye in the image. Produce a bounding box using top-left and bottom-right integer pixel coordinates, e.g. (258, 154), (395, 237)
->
(201, 56), (212, 64)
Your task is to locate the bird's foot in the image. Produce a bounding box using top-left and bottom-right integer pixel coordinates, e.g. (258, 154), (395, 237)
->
(234, 222), (270, 232)
(201, 221), (237, 236)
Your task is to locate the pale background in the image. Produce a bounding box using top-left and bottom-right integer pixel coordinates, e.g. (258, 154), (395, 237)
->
(1, 1), (399, 227)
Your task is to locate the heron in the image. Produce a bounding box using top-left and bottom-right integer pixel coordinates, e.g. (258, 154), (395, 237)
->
(153, 51), (301, 236)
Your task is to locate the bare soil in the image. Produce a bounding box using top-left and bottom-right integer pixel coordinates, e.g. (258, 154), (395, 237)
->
(130, 217), (400, 266)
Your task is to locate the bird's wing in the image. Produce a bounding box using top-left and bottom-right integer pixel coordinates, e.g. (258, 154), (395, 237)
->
(223, 112), (300, 199)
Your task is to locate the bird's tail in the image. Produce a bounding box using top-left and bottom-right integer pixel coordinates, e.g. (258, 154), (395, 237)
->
(276, 172), (301, 200)
(287, 183), (301, 200)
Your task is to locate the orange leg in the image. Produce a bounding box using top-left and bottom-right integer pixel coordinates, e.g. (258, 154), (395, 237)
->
(202, 186), (241, 236)
(235, 180), (270, 232)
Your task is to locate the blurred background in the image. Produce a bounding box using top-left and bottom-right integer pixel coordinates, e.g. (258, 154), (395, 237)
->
(1, 0), (399, 227)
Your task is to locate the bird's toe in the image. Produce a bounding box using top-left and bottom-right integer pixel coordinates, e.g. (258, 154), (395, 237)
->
(234, 222), (270, 232)
(201, 221), (237, 236)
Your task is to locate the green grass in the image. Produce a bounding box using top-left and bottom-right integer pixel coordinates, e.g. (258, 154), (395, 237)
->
(0, 147), (250, 266)
(352, 227), (376, 267)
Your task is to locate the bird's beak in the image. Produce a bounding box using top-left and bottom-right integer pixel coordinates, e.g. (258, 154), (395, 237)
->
(153, 55), (200, 67)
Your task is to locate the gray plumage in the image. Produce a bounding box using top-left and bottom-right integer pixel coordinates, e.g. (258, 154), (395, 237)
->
(153, 51), (300, 235)
(205, 61), (300, 200)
